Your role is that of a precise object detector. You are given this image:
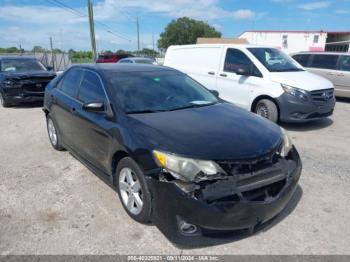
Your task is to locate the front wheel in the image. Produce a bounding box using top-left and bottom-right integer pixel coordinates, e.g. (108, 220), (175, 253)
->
(116, 157), (152, 224)
(255, 99), (279, 123)
(0, 92), (11, 108)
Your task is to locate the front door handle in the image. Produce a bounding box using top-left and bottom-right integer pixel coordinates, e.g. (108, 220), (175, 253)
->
(220, 73), (227, 77)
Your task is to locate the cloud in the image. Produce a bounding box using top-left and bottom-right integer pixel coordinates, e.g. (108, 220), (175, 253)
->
(335, 10), (348, 14)
(233, 9), (255, 19)
(298, 1), (331, 10)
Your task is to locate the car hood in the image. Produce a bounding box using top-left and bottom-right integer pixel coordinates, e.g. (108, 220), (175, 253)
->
(270, 71), (333, 91)
(3, 71), (56, 79)
(126, 103), (282, 160)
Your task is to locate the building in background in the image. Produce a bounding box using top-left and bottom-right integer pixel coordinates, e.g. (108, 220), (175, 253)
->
(239, 30), (350, 54)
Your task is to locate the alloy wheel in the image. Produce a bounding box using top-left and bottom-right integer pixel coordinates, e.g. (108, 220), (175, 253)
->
(119, 167), (143, 215)
(47, 118), (58, 146)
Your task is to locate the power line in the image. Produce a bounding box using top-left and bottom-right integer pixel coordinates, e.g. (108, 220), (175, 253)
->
(43, 0), (132, 42)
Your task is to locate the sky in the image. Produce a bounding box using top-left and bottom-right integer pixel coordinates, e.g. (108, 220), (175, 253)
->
(0, 0), (349, 52)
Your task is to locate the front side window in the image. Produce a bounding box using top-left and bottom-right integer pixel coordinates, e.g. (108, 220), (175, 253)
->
(293, 54), (311, 67)
(119, 60), (132, 63)
(339, 56), (350, 72)
(248, 48), (304, 72)
(0, 59), (46, 72)
(224, 48), (261, 77)
(78, 71), (107, 103)
(109, 71), (218, 113)
(58, 68), (83, 98)
(310, 55), (339, 70)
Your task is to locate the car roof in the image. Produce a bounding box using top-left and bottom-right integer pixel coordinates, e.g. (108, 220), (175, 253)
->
(169, 44), (276, 49)
(292, 51), (350, 56)
(70, 63), (177, 73)
(123, 57), (154, 61)
(0, 56), (37, 60)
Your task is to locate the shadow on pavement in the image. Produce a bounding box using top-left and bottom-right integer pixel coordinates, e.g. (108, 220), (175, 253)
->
(281, 118), (333, 132)
(11, 101), (44, 109)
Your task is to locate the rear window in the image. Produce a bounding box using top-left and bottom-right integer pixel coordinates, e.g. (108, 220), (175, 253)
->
(310, 55), (339, 70)
(293, 54), (311, 67)
(58, 68), (83, 98)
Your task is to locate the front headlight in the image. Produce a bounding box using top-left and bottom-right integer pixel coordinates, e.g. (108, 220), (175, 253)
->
(281, 84), (309, 101)
(153, 150), (225, 181)
(280, 127), (293, 157)
(3, 80), (14, 88)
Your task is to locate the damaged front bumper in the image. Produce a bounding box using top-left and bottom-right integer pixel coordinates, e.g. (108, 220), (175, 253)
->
(146, 147), (302, 243)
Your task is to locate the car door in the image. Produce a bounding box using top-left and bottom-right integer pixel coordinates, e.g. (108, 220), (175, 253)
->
(333, 55), (350, 98)
(72, 69), (112, 173)
(308, 54), (339, 84)
(216, 48), (263, 110)
(51, 68), (83, 150)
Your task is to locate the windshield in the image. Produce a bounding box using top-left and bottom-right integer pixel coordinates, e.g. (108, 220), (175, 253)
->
(0, 59), (47, 72)
(109, 71), (218, 113)
(248, 48), (304, 72)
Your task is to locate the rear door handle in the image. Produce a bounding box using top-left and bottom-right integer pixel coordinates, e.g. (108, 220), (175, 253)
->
(208, 71), (215, 75)
(220, 73), (227, 77)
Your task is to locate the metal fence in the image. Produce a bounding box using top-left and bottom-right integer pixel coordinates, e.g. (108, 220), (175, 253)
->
(0, 51), (72, 72)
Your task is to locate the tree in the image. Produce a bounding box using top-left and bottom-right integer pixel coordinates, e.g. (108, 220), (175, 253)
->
(158, 17), (221, 49)
(32, 45), (45, 53)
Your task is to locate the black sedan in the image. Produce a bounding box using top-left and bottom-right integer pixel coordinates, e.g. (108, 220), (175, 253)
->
(43, 64), (302, 245)
(0, 56), (56, 107)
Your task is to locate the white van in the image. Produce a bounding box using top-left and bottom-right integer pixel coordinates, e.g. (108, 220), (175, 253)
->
(164, 44), (336, 123)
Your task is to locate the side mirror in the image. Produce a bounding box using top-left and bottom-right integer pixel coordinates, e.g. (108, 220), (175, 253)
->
(82, 102), (105, 113)
(236, 67), (250, 76)
(210, 90), (219, 97)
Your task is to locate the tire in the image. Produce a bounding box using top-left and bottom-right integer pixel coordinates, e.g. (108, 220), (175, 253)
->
(255, 99), (279, 123)
(46, 115), (65, 151)
(0, 92), (11, 108)
(116, 157), (152, 224)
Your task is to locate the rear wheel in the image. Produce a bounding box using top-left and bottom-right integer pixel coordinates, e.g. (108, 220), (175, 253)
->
(0, 92), (11, 108)
(255, 99), (279, 123)
(46, 115), (64, 151)
(116, 157), (152, 223)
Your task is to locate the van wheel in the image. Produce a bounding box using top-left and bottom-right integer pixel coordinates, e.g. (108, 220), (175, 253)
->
(116, 157), (152, 224)
(46, 115), (64, 151)
(255, 99), (278, 123)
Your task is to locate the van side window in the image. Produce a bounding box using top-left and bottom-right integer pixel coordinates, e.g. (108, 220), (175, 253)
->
(224, 48), (262, 77)
(58, 68), (83, 98)
(310, 55), (339, 70)
(339, 56), (350, 72)
(78, 71), (107, 103)
(293, 54), (310, 67)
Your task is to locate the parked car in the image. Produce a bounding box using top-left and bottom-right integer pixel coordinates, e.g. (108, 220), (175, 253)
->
(164, 44), (335, 123)
(43, 63), (302, 244)
(292, 52), (350, 98)
(118, 57), (157, 65)
(96, 53), (133, 63)
(0, 56), (56, 107)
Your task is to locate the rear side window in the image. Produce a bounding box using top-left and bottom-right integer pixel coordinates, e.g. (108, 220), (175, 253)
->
(339, 56), (350, 72)
(58, 68), (83, 98)
(224, 48), (262, 77)
(310, 55), (339, 70)
(293, 54), (310, 67)
(78, 71), (107, 103)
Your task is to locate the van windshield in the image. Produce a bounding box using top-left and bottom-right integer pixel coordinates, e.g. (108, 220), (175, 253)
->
(109, 70), (218, 114)
(248, 48), (304, 72)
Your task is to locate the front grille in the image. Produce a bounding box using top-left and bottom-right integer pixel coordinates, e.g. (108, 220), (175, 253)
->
(310, 88), (334, 105)
(12, 77), (55, 93)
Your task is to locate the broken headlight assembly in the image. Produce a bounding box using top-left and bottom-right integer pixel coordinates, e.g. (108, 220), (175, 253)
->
(280, 127), (293, 157)
(281, 84), (309, 101)
(153, 150), (225, 182)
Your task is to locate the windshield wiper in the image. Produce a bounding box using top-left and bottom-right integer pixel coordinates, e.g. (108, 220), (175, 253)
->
(168, 101), (217, 111)
(126, 109), (166, 114)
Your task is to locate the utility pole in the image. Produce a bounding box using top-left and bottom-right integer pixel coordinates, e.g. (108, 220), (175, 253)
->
(50, 36), (55, 71)
(137, 16), (140, 51)
(87, 0), (97, 61)
(152, 33), (155, 51)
